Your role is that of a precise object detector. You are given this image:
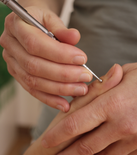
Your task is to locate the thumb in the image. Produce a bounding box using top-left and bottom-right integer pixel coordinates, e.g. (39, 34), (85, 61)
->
(96, 63), (123, 94)
(87, 64), (123, 99)
(70, 64), (123, 112)
(43, 11), (80, 45)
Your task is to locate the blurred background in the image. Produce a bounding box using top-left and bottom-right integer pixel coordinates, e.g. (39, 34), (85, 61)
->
(0, 0), (74, 155)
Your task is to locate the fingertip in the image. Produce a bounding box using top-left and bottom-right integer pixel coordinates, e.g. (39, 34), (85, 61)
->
(115, 64), (123, 79)
(102, 64), (123, 88)
(90, 64), (123, 91)
(63, 103), (70, 113)
(55, 28), (81, 45)
(108, 64), (123, 81)
(68, 28), (81, 45)
(56, 100), (70, 113)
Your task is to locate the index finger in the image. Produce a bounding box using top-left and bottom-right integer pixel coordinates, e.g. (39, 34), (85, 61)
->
(9, 12), (87, 65)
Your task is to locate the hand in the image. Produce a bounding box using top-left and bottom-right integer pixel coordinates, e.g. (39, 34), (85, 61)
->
(24, 64), (123, 155)
(0, 6), (92, 112)
(43, 63), (137, 155)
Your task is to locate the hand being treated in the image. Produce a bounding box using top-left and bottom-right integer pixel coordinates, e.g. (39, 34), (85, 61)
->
(0, 5), (92, 112)
(24, 64), (123, 155)
(42, 63), (137, 155)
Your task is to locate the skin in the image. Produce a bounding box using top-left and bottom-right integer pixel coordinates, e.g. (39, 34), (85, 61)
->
(1, 1), (137, 154)
(24, 64), (123, 155)
(43, 63), (137, 155)
(0, 1), (93, 112)
(18, 0), (65, 15)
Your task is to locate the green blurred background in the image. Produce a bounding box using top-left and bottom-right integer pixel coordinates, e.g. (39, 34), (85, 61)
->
(0, 3), (12, 89)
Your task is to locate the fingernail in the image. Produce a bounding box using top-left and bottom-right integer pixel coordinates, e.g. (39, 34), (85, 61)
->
(73, 56), (86, 65)
(56, 105), (65, 112)
(42, 140), (49, 148)
(74, 86), (86, 96)
(79, 73), (92, 82)
(107, 64), (116, 79)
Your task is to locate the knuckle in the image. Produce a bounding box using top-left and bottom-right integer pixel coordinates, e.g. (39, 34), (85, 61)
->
(120, 120), (137, 136)
(2, 50), (7, 61)
(57, 85), (64, 95)
(24, 73), (37, 88)
(0, 36), (3, 47)
(4, 13), (15, 35)
(63, 115), (79, 136)
(4, 14), (12, 30)
(1, 16), (14, 49)
(55, 49), (65, 63)
(45, 11), (64, 32)
(109, 94), (120, 107)
(28, 88), (36, 97)
(78, 141), (94, 155)
(42, 95), (48, 105)
(2, 50), (11, 64)
(57, 84), (69, 96)
(7, 66), (15, 76)
(43, 97), (48, 105)
(0, 32), (6, 49)
(106, 94), (123, 115)
(25, 35), (37, 55)
(44, 13), (53, 31)
(25, 58), (38, 75)
(7, 66), (12, 75)
(60, 69), (70, 82)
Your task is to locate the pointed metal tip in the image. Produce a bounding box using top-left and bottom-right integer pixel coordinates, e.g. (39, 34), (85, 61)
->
(98, 78), (103, 83)
(82, 64), (103, 83)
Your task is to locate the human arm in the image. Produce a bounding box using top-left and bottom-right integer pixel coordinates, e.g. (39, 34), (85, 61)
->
(0, 0), (92, 112)
(43, 63), (137, 155)
(23, 64), (123, 155)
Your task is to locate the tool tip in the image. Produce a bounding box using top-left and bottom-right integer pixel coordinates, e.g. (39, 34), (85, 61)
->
(99, 78), (103, 83)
